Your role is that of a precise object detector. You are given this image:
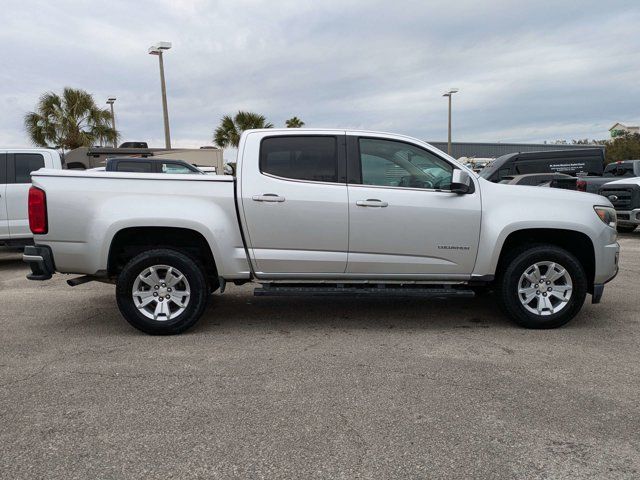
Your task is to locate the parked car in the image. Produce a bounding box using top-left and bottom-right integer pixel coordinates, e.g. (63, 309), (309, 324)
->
(598, 177), (640, 233)
(1, 149), (63, 246)
(576, 160), (640, 194)
(24, 129), (619, 334)
(498, 173), (577, 189)
(105, 157), (205, 174)
(480, 149), (605, 183)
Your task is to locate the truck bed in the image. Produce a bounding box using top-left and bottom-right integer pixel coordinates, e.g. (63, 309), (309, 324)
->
(30, 169), (250, 279)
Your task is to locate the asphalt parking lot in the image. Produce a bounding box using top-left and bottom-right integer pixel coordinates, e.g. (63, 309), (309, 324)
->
(1, 234), (639, 479)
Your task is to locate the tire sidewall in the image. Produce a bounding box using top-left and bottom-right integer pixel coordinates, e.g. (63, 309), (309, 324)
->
(500, 246), (587, 328)
(116, 249), (208, 335)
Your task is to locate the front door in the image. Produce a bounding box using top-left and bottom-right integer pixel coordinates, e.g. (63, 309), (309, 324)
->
(346, 136), (482, 277)
(240, 133), (348, 276)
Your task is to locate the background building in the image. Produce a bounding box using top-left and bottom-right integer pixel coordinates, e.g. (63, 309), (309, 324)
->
(609, 123), (640, 138)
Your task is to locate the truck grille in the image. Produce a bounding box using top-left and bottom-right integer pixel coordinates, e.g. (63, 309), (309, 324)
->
(600, 188), (633, 209)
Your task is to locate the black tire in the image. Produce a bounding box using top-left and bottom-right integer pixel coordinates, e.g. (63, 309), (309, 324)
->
(116, 248), (209, 335)
(616, 224), (637, 233)
(497, 245), (587, 329)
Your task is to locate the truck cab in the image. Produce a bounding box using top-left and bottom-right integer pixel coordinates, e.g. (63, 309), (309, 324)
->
(0, 149), (62, 246)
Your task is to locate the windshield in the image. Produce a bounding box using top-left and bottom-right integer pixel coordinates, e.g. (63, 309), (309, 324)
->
(479, 154), (510, 179)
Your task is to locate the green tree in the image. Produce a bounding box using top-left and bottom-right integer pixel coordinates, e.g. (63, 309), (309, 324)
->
(285, 116), (305, 128)
(214, 111), (273, 148)
(604, 133), (640, 164)
(24, 87), (119, 150)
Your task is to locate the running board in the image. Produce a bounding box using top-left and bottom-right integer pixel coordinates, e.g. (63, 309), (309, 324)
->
(254, 284), (475, 298)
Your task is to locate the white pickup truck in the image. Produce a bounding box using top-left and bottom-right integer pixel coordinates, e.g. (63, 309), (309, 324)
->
(24, 129), (619, 334)
(1, 149), (63, 246)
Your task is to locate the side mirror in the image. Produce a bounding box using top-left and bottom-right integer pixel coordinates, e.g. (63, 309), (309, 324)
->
(451, 169), (472, 194)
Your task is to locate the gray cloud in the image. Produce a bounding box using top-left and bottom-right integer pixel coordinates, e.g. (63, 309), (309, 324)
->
(1, 0), (639, 158)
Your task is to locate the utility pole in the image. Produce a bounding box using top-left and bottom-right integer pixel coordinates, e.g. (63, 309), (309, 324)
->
(106, 97), (117, 148)
(149, 42), (172, 149)
(442, 88), (459, 156)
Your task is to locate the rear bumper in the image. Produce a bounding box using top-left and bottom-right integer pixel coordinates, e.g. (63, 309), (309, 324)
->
(23, 245), (55, 281)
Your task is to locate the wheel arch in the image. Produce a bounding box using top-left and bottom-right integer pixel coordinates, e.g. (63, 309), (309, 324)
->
(107, 226), (219, 288)
(495, 228), (595, 292)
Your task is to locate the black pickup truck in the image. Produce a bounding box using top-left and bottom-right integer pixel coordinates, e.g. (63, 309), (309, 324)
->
(577, 160), (640, 194)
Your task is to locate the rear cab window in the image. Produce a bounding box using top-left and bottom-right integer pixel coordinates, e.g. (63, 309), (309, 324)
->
(12, 153), (45, 183)
(604, 163), (634, 177)
(260, 136), (341, 183)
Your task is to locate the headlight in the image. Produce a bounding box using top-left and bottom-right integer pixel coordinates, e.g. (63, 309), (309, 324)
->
(594, 206), (617, 228)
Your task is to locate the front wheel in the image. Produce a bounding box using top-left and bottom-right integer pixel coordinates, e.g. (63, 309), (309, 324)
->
(497, 245), (587, 329)
(116, 249), (209, 335)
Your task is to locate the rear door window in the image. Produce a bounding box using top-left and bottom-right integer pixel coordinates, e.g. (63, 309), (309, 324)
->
(13, 153), (45, 183)
(260, 136), (340, 183)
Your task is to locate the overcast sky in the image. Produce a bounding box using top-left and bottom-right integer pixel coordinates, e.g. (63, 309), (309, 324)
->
(1, 0), (639, 159)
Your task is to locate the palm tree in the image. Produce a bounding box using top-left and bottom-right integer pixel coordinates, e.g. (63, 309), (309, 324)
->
(214, 111), (273, 148)
(24, 87), (120, 151)
(285, 116), (305, 128)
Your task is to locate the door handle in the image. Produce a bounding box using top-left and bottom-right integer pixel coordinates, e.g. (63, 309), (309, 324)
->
(252, 194), (285, 202)
(356, 199), (388, 207)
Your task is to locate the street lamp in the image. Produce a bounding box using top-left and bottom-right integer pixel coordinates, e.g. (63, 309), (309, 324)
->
(442, 88), (459, 156)
(106, 97), (117, 147)
(149, 41), (172, 149)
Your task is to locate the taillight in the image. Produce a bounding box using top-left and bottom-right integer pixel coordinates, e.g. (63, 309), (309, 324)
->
(576, 179), (586, 192)
(28, 187), (48, 234)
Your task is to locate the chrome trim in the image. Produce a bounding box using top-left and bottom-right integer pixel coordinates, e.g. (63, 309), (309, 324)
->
(260, 171), (345, 187)
(347, 183), (455, 194)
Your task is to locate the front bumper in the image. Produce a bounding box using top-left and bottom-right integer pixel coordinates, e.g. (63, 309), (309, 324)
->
(615, 208), (640, 225)
(592, 242), (619, 304)
(23, 245), (55, 281)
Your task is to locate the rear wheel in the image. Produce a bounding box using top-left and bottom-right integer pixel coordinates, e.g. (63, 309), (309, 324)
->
(116, 249), (209, 335)
(616, 224), (637, 233)
(497, 245), (587, 329)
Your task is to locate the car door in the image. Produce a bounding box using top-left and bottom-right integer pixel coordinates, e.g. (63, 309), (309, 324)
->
(346, 135), (482, 277)
(0, 153), (8, 239)
(5, 152), (46, 238)
(240, 133), (348, 276)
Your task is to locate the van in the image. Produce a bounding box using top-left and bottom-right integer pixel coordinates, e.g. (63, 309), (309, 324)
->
(479, 149), (605, 183)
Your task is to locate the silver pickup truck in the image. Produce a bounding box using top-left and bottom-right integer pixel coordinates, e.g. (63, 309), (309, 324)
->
(24, 129), (619, 334)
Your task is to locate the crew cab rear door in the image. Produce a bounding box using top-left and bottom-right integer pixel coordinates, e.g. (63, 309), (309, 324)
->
(239, 131), (348, 276)
(345, 134), (482, 277)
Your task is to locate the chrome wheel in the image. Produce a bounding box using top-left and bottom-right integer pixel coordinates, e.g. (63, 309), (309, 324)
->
(518, 261), (573, 316)
(132, 265), (191, 321)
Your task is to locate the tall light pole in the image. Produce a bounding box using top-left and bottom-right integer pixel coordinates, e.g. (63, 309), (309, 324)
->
(149, 41), (172, 149)
(442, 88), (459, 156)
(106, 97), (117, 147)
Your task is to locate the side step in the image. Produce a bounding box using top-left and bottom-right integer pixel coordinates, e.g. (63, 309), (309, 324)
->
(254, 283), (475, 298)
